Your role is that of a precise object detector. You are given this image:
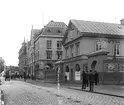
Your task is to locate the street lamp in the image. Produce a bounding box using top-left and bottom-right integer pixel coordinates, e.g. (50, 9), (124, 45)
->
(44, 65), (49, 80)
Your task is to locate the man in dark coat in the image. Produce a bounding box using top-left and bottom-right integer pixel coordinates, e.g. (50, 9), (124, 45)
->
(94, 71), (99, 85)
(23, 71), (26, 81)
(85, 70), (89, 87)
(81, 71), (86, 89)
(89, 70), (94, 92)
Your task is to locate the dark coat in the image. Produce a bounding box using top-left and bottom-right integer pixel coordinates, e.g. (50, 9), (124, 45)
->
(81, 71), (86, 81)
(89, 72), (94, 82)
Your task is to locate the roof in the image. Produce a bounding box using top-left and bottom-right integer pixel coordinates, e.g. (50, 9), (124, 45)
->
(32, 29), (41, 36)
(71, 19), (124, 35)
(32, 29), (41, 40)
(46, 21), (67, 28)
(42, 21), (67, 35)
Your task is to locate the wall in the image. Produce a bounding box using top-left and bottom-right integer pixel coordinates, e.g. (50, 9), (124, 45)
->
(103, 60), (124, 84)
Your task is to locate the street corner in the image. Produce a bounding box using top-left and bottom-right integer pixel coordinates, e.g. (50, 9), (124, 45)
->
(0, 90), (4, 105)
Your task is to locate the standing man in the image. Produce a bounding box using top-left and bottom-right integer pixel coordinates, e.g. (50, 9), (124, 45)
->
(81, 71), (86, 89)
(89, 70), (94, 92)
(94, 71), (99, 85)
(23, 71), (26, 81)
(85, 70), (89, 87)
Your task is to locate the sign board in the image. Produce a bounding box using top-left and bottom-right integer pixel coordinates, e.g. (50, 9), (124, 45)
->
(75, 71), (80, 80)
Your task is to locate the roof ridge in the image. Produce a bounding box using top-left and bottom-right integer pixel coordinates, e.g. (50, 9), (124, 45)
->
(71, 19), (122, 26)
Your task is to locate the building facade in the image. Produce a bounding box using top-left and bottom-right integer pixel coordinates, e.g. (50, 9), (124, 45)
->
(26, 27), (41, 79)
(61, 19), (124, 84)
(18, 39), (27, 75)
(33, 21), (67, 80)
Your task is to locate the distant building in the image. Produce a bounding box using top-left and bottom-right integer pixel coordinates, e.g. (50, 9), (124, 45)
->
(61, 19), (124, 84)
(18, 39), (27, 75)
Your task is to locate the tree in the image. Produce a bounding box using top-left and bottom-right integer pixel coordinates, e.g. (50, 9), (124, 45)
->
(0, 57), (5, 73)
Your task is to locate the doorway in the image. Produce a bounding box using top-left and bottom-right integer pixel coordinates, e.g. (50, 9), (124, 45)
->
(91, 60), (97, 71)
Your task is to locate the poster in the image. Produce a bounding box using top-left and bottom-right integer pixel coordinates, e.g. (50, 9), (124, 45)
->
(75, 71), (80, 80)
(65, 72), (69, 80)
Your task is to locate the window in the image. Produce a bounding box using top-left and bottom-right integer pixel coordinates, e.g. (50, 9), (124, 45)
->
(46, 51), (52, 59)
(56, 51), (62, 59)
(96, 41), (102, 51)
(75, 43), (80, 56)
(65, 47), (68, 58)
(57, 30), (61, 33)
(70, 45), (74, 57)
(47, 29), (51, 32)
(113, 44), (120, 56)
(57, 41), (62, 50)
(46, 40), (52, 49)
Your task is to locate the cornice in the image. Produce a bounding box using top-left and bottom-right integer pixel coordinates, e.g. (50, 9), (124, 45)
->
(34, 35), (64, 43)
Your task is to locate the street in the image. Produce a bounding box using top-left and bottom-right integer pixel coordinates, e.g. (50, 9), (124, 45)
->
(0, 80), (124, 105)
(0, 80), (85, 105)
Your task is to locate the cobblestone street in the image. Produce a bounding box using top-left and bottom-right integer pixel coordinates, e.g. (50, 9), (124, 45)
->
(0, 80), (124, 105)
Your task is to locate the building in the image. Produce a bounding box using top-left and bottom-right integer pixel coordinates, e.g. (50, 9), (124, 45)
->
(26, 26), (41, 79)
(61, 19), (124, 84)
(18, 39), (27, 75)
(33, 20), (67, 80)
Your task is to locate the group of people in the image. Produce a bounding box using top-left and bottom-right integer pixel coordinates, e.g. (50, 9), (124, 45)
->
(81, 70), (99, 92)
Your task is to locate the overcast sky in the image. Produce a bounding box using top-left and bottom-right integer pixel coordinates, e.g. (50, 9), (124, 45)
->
(0, 0), (124, 66)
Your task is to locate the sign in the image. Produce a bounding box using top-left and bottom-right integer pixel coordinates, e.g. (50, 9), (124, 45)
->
(65, 72), (69, 80)
(75, 71), (80, 80)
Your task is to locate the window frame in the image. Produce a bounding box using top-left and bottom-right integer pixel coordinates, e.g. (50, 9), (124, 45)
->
(46, 40), (52, 49)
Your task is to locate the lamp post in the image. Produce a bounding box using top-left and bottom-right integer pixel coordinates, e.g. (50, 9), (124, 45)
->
(44, 65), (49, 80)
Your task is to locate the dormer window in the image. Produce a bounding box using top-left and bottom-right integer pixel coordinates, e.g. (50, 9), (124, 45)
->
(57, 30), (61, 33)
(47, 29), (51, 32)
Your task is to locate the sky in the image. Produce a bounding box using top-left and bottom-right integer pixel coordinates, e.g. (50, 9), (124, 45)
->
(0, 0), (124, 66)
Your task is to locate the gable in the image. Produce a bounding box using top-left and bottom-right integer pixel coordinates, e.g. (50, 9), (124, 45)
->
(62, 21), (81, 44)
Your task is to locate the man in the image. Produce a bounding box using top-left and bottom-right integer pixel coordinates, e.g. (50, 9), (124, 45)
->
(94, 71), (99, 85)
(89, 70), (94, 92)
(81, 71), (86, 89)
(23, 71), (26, 81)
(85, 70), (89, 87)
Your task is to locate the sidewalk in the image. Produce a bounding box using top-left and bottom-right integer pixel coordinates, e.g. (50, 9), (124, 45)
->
(17, 79), (124, 98)
(68, 85), (124, 98)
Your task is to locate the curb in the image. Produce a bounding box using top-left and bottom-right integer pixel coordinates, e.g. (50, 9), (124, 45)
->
(0, 90), (4, 105)
(68, 87), (124, 98)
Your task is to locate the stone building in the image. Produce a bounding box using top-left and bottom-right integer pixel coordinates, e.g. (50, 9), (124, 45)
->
(33, 20), (67, 80)
(61, 19), (124, 84)
(18, 39), (27, 75)
(26, 26), (41, 78)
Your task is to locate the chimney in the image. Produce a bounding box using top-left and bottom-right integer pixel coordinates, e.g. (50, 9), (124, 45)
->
(120, 19), (124, 25)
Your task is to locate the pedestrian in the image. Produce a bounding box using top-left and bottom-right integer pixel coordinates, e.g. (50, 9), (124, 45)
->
(65, 75), (67, 82)
(81, 71), (86, 89)
(94, 71), (99, 85)
(85, 70), (89, 87)
(89, 70), (94, 92)
(23, 72), (26, 81)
